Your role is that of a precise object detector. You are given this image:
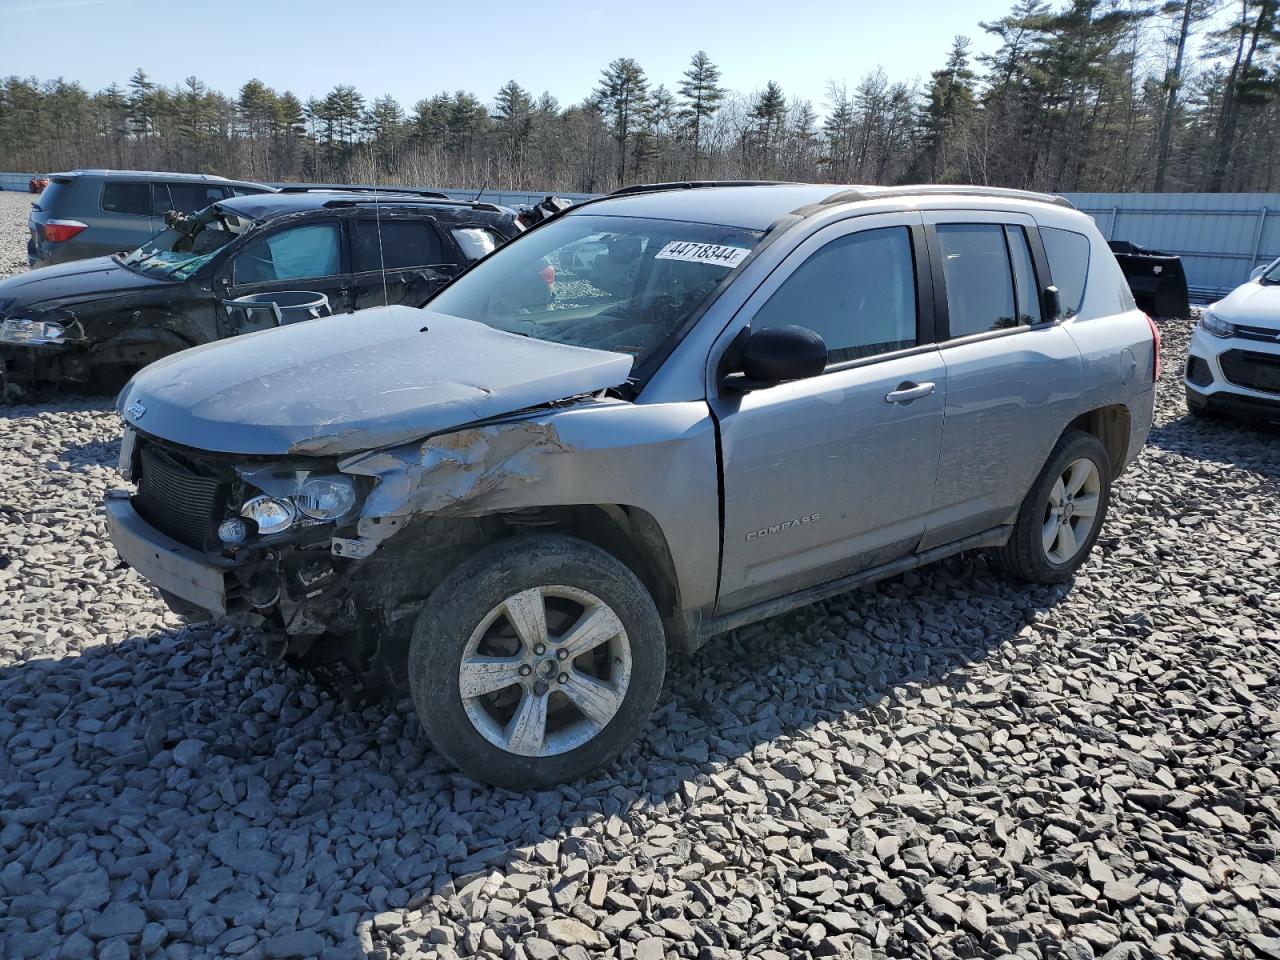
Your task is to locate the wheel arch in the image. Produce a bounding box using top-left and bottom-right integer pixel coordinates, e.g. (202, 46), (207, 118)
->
(491, 504), (691, 654)
(1063, 403), (1132, 477)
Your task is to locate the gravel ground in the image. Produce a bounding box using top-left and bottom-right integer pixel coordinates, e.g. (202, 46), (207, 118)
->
(0, 191), (32, 277)
(2, 194), (1279, 960)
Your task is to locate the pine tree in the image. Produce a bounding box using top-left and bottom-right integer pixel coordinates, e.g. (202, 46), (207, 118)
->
(365, 95), (405, 173)
(594, 58), (649, 186)
(494, 80), (534, 168)
(1153, 0), (1219, 190)
(1205, 0), (1277, 190)
(678, 51), (725, 171)
(921, 36), (977, 182)
(822, 82), (855, 179)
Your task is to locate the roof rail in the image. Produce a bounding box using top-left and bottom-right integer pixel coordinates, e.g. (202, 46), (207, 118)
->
(610, 180), (792, 197)
(819, 184), (1075, 210)
(277, 184), (450, 199)
(319, 196), (503, 213)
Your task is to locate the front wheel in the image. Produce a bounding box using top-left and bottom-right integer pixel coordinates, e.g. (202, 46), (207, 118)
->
(408, 535), (666, 789)
(991, 430), (1112, 584)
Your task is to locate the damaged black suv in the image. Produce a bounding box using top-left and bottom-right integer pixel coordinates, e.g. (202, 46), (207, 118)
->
(0, 189), (522, 393)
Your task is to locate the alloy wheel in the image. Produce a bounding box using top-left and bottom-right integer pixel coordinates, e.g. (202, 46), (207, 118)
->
(457, 585), (633, 757)
(1042, 456), (1101, 565)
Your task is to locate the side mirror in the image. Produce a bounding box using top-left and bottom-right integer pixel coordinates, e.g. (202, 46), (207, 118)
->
(724, 325), (827, 391)
(1250, 264), (1267, 281)
(1043, 285), (1063, 322)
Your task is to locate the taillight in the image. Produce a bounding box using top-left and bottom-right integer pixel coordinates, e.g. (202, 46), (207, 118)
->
(41, 219), (87, 243)
(1144, 313), (1161, 382)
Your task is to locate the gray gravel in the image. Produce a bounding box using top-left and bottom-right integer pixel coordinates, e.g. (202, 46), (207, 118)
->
(2, 196), (1279, 959)
(0, 191), (33, 278)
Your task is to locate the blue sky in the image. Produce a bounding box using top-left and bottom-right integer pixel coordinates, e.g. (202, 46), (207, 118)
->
(0, 0), (1021, 112)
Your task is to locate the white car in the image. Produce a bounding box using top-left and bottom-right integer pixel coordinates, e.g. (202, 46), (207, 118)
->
(1186, 257), (1280, 421)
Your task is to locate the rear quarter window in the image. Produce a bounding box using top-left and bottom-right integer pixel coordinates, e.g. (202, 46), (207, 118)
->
(1041, 226), (1090, 317)
(164, 183), (228, 214)
(33, 179), (69, 212)
(101, 182), (152, 216)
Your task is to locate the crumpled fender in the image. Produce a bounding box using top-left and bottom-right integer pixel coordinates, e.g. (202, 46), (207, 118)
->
(340, 419), (568, 522)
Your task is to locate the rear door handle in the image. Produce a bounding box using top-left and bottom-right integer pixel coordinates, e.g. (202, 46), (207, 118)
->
(885, 381), (936, 404)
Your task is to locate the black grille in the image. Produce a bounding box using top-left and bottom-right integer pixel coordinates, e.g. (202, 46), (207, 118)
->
(1220, 349), (1280, 395)
(134, 443), (227, 550)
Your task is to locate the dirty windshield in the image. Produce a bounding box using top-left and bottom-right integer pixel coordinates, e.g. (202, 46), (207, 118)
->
(116, 205), (251, 281)
(427, 214), (764, 366)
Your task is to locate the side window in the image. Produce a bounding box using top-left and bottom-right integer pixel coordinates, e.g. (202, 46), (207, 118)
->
(937, 223), (1018, 337)
(752, 226), (917, 365)
(1041, 226), (1091, 317)
(1006, 226), (1042, 325)
(354, 220), (444, 272)
(452, 227), (502, 262)
(165, 183), (226, 214)
(234, 223), (342, 284)
(101, 182), (151, 216)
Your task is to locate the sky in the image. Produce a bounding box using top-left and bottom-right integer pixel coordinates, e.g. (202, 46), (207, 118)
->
(0, 0), (1020, 113)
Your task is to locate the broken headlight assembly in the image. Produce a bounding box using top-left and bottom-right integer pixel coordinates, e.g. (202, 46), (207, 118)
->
(227, 472), (360, 544)
(0, 316), (66, 346)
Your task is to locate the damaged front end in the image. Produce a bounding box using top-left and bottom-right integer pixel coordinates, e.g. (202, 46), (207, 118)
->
(112, 416), (574, 694)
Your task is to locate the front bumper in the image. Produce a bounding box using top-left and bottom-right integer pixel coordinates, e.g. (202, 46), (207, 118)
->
(105, 490), (233, 616)
(1185, 324), (1280, 417)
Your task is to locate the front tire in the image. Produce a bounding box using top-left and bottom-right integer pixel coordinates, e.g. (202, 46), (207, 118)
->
(408, 534), (666, 789)
(991, 430), (1112, 584)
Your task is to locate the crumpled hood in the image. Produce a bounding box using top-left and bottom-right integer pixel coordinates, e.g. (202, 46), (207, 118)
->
(0, 256), (171, 315)
(1214, 281), (1280, 328)
(117, 305), (634, 456)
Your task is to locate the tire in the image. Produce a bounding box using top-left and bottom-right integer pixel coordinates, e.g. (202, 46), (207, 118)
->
(990, 430), (1112, 585)
(408, 534), (666, 789)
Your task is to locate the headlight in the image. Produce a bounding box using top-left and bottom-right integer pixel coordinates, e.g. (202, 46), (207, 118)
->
(0, 317), (65, 345)
(293, 476), (357, 520)
(235, 472), (359, 538)
(1199, 308), (1235, 338)
(241, 495), (297, 536)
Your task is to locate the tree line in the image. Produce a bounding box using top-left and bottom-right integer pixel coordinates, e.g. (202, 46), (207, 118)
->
(1, 0), (1277, 195)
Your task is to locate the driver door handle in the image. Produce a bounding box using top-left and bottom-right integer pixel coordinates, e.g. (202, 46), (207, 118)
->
(885, 381), (935, 404)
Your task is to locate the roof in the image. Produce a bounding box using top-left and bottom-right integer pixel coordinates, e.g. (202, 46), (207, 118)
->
(50, 169), (267, 187)
(574, 182), (1074, 230)
(215, 191), (516, 223)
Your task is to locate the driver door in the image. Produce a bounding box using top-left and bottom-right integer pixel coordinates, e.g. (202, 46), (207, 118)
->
(711, 213), (948, 613)
(221, 219), (352, 335)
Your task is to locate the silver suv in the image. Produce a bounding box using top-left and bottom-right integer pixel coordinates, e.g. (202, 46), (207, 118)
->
(106, 183), (1158, 788)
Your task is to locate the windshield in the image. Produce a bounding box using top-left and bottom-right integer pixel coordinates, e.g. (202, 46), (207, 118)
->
(426, 214), (765, 367)
(1262, 259), (1280, 284)
(117, 205), (252, 280)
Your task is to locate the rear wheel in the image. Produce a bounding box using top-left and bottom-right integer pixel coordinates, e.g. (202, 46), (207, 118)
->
(408, 535), (666, 789)
(991, 430), (1112, 584)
